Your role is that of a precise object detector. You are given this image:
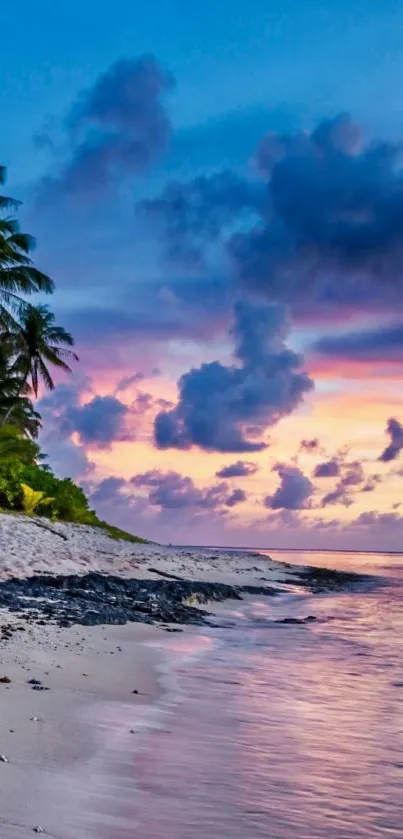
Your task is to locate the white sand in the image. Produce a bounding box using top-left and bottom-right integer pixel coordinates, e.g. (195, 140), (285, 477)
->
(0, 512), (301, 837)
(0, 511), (298, 586)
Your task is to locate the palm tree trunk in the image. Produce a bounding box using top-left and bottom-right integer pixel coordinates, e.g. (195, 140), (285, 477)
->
(0, 373), (28, 427)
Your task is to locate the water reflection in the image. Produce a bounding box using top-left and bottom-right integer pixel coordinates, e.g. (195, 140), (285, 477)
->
(132, 564), (403, 838)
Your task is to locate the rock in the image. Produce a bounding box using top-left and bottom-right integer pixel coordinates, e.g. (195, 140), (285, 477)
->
(27, 678), (42, 686)
(277, 617), (303, 624)
(32, 685), (50, 691)
(132, 689), (139, 694)
(33, 826), (44, 833)
(0, 676), (11, 683)
(0, 755), (9, 762)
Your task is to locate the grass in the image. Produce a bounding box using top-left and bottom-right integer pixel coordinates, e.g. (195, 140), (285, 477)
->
(94, 520), (149, 543)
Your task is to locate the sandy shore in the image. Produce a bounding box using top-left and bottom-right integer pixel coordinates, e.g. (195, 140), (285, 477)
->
(0, 617), (171, 838)
(0, 513), (359, 837)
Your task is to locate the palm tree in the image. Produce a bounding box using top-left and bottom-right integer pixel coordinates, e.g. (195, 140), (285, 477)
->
(1, 304), (78, 425)
(0, 167), (54, 328)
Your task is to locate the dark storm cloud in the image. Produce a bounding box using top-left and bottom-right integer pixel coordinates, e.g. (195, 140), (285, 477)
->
(141, 171), (264, 269)
(215, 460), (258, 478)
(144, 112), (403, 318)
(379, 418), (403, 462)
(313, 323), (403, 362)
(314, 459), (340, 478)
(265, 464), (314, 510)
(40, 55), (174, 199)
(154, 300), (313, 453)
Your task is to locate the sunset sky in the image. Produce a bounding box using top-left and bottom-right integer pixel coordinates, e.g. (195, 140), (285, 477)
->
(2, 0), (403, 549)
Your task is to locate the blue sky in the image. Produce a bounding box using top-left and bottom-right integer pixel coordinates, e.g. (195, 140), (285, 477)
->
(3, 0), (403, 184)
(2, 1), (403, 548)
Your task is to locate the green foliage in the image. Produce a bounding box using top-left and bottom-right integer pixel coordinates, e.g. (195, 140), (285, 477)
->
(94, 521), (148, 543)
(0, 429), (145, 540)
(0, 424), (40, 463)
(20, 483), (54, 515)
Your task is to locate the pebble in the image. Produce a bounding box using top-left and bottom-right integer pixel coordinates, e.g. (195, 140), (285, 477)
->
(32, 685), (50, 691)
(0, 755), (9, 762)
(27, 678), (42, 686)
(33, 826), (44, 833)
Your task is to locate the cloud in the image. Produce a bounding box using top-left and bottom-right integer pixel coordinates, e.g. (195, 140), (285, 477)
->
(144, 112), (403, 320)
(299, 438), (320, 452)
(91, 476), (127, 505)
(321, 459), (365, 507)
(265, 463), (314, 510)
(114, 372), (145, 394)
(225, 488), (247, 507)
(361, 474), (382, 492)
(154, 299), (313, 452)
(379, 418), (403, 462)
(313, 323), (403, 362)
(67, 395), (131, 447)
(39, 377), (154, 451)
(141, 171), (264, 269)
(215, 460), (258, 478)
(130, 469), (237, 511)
(40, 55), (175, 200)
(314, 459), (340, 478)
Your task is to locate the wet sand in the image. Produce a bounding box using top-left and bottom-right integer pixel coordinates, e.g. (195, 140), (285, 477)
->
(0, 618), (166, 838)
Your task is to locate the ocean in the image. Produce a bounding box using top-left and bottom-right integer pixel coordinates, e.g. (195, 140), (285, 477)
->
(132, 550), (403, 838)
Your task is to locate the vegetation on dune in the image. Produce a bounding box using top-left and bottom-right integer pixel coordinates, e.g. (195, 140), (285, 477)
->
(0, 167), (145, 543)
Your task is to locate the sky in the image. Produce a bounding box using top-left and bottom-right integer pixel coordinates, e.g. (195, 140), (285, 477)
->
(2, 0), (403, 550)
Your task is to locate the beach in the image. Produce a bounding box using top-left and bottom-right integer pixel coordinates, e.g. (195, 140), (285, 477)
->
(0, 513), (295, 838)
(0, 514), (378, 838)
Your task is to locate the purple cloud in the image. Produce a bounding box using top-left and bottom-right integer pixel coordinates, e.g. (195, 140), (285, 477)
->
(314, 459), (340, 478)
(130, 469), (239, 511)
(40, 55), (174, 199)
(91, 477), (127, 505)
(144, 112), (403, 320)
(225, 488), (247, 507)
(154, 300), (313, 453)
(216, 460), (258, 478)
(265, 464), (314, 510)
(321, 459), (365, 507)
(379, 418), (403, 462)
(313, 323), (403, 362)
(141, 171), (264, 269)
(39, 378), (153, 450)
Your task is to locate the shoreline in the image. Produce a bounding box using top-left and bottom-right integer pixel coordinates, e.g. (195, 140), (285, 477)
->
(0, 514), (373, 837)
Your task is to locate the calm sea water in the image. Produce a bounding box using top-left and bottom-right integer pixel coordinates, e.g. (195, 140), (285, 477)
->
(132, 550), (403, 839)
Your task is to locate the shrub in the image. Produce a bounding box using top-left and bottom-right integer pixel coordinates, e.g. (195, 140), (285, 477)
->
(20, 483), (54, 515)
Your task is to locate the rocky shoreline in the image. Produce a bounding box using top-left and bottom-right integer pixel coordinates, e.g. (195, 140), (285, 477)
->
(0, 565), (372, 630)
